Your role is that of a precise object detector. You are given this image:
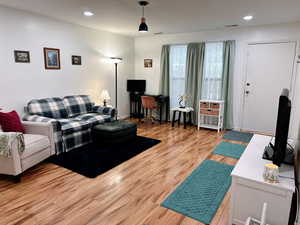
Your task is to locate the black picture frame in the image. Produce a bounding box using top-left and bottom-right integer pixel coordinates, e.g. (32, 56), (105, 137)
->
(14, 50), (30, 63)
(144, 59), (153, 68)
(72, 55), (82, 65)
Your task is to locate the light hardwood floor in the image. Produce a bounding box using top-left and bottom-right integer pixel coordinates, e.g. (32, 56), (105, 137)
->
(0, 120), (245, 225)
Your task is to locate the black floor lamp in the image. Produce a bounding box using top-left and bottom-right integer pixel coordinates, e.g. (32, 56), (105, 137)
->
(109, 57), (122, 120)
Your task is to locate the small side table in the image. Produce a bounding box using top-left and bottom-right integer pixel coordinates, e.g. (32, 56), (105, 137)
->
(171, 107), (194, 129)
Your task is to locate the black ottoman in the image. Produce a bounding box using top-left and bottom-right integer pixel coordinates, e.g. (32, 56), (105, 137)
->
(92, 121), (137, 145)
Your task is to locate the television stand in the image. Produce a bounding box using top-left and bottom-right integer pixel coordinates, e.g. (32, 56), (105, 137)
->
(262, 145), (294, 165)
(230, 134), (295, 225)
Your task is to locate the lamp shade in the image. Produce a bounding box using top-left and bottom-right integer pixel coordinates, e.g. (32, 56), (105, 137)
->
(139, 18), (148, 32)
(100, 90), (111, 100)
(138, 1), (149, 32)
(108, 57), (122, 64)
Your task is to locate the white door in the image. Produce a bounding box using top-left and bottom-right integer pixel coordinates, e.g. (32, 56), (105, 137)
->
(242, 42), (296, 135)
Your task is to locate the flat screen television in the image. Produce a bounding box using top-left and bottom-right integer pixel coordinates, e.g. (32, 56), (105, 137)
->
(271, 88), (292, 166)
(127, 80), (146, 93)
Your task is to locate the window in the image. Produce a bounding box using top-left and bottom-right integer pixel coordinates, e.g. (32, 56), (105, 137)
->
(169, 45), (187, 108)
(169, 42), (223, 108)
(201, 42), (224, 100)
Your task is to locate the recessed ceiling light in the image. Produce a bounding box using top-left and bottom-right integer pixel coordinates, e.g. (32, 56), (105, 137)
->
(243, 15), (253, 21)
(83, 11), (94, 17)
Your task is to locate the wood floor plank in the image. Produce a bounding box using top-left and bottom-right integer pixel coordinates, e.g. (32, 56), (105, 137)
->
(0, 120), (241, 225)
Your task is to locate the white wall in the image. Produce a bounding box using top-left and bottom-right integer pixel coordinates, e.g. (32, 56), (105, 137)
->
(0, 6), (134, 118)
(135, 27), (300, 216)
(134, 22), (300, 134)
(294, 63), (300, 220)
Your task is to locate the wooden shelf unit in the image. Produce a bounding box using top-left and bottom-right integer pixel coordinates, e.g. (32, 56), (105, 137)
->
(198, 100), (224, 132)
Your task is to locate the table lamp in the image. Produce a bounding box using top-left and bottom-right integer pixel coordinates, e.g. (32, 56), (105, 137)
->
(100, 90), (111, 107)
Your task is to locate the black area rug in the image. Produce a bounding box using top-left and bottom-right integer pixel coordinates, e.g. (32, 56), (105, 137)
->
(51, 136), (161, 178)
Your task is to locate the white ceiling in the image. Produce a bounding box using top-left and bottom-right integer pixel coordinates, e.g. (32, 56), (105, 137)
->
(1, 0), (300, 36)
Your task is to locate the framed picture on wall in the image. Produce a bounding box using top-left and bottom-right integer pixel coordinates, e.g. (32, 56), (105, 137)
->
(14, 50), (30, 63)
(43, 48), (61, 69)
(144, 59), (153, 68)
(72, 55), (82, 65)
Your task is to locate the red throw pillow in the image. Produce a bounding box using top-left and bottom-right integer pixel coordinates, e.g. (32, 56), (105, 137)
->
(0, 111), (25, 133)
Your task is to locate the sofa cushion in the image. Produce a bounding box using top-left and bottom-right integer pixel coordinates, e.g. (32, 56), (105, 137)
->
(0, 111), (25, 133)
(28, 98), (68, 119)
(21, 134), (50, 159)
(63, 95), (94, 117)
(74, 113), (110, 126)
(58, 118), (91, 135)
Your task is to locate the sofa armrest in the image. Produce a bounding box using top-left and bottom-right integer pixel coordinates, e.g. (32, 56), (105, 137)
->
(93, 106), (116, 118)
(23, 114), (57, 123)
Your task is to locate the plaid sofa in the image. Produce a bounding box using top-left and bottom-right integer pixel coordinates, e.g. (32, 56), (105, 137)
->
(23, 95), (116, 155)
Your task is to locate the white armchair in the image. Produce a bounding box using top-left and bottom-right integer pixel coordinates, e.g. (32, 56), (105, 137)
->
(0, 121), (54, 182)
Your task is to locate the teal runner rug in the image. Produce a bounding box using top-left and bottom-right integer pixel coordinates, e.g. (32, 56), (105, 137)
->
(161, 160), (234, 224)
(222, 130), (253, 142)
(213, 142), (246, 159)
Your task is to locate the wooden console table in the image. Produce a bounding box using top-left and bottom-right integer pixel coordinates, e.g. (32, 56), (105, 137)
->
(129, 93), (169, 124)
(229, 134), (295, 225)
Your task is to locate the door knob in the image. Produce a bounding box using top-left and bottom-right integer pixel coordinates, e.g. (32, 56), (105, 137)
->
(246, 83), (250, 86)
(245, 91), (250, 94)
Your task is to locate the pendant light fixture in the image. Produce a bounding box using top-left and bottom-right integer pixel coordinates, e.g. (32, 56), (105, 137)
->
(138, 1), (149, 32)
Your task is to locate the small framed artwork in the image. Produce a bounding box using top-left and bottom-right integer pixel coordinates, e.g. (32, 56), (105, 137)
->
(144, 59), (153, 68)
(14, 50), (30, 63)
(72, 55), (82, 65)
(43, 48), (61, 70)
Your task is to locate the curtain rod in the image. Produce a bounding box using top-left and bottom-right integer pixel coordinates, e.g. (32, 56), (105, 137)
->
(168, 40), (231, 46)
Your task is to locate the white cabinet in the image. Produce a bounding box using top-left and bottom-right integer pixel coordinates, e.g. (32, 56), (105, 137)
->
(229, 135), (295, 225)
(198, 100), (224, 132)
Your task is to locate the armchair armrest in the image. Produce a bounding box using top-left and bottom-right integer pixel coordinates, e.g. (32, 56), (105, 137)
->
(0, 133), (23, 175)
(93, 106), (116, 118)
(23, 121), (52, 136)
(22, 114), (61, 155)
(22, 121), (55, 155)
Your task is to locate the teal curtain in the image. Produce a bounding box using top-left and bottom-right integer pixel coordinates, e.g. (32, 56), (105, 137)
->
(222, 40), (235, 129)
(159, 45), (170, 120)
(159, 45), (170, 96)
(185, 43), (205, 124)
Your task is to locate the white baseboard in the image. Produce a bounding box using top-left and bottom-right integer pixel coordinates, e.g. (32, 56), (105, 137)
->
(118, 115), (130, 120)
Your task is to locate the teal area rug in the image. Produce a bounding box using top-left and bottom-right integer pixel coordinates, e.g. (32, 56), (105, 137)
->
(223, 130), (253, 142)
(161, 160), (234, 224)
(213, 142), (246, 159)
